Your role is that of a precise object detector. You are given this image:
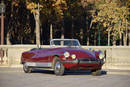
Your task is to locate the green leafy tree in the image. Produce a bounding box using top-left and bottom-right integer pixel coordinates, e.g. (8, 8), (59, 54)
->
(92, 1), (129, 45)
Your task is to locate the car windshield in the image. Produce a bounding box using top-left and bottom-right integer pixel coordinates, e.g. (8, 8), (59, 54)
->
(50, 39), (81, 48)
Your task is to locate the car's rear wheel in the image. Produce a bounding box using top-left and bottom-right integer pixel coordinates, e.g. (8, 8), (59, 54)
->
(23, 63), (33, 73)
(53, 58), (64, 76)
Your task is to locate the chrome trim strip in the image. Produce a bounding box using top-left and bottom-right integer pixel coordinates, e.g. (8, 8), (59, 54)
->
(63, 58), (102, 64)
(79, 61), (100, 63)
(79, 58), (101, 63)
(62, 59), (79, 64)
(25, 62), (52, 67)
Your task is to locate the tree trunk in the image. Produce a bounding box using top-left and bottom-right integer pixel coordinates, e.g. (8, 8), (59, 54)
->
(34, 3), (40, 46)
(112, 35), (116, 46)
(6, 32), (11, 45)
(97, 25), (100, 46)
(126, 21), (128, 46)
(86, 16), (89, 46)
(35, 14), (40, 46)
(61, 26), (64, 46)
(80, 28), (83, 44)
(119, 32), (122, 46)
(87, 36), (89, 46)
(123, 32), (127, 46)
(118, 20), (121, 46)
(50, 24), (53, 40)
(20, 37), (23, 44)
(6, 1), (13, 45)
(128, 30), (130, 46)
(61, 18), (64, 39)
(123, 20), (128, 46)
(126, 30), (128, 46)
(61, 27), (64, 39)
(108, 30), (110, 46)
(94, 30), (97, 46)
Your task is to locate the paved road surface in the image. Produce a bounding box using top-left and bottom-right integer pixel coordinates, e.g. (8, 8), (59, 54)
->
(0, 67), (130, 87)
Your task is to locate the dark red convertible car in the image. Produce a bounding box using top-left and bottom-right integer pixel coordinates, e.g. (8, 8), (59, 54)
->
(21, 39), (105, 76)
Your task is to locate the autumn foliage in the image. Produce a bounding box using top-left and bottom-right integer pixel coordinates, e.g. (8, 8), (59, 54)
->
(3, 0), (130, 45)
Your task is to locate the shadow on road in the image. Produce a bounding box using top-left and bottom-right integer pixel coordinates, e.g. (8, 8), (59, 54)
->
(32, 69), (107, 76)
(65, 70), (107, 76)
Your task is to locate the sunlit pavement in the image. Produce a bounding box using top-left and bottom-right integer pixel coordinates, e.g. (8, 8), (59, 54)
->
(0, 67), (130, 87)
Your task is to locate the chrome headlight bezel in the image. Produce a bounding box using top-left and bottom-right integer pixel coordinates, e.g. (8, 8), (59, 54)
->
(64, 52), (70, 58)
(99, 52), (105, 59)
(71, 54), (76, 59)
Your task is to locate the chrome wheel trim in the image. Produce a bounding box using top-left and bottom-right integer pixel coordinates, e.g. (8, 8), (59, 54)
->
(23, 63), (28, 72)
(23, 63), (32, 73)
(55, 61), (61, 74)
(23, 63), (29, 72)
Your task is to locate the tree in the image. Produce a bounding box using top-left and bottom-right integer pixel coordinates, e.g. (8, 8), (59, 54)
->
(80, 0), (96, 45)
(92, 1), (129, 46)
(5, 0), (35, 44)
(54, 0), (67, 39)
(26, 1), (43, 46)
(27, 0), (68, 43)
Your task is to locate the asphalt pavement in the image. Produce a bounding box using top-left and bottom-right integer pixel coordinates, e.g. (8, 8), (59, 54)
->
(0, 67), (130, 87)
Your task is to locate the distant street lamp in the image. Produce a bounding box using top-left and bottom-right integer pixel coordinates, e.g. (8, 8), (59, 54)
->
(0, 1), (5, 45)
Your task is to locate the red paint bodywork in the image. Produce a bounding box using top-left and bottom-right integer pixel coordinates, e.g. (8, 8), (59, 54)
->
(21, 47), (104, 70)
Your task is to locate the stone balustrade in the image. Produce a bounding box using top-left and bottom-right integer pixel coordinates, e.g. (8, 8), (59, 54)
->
(0, 45), (130, 70)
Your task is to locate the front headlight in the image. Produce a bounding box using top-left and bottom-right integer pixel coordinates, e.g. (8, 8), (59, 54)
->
(99, 52), (105, 59)
(99, 53), (105, 59)
(71, 54), (76, 59)
(64, 52), (70, 58)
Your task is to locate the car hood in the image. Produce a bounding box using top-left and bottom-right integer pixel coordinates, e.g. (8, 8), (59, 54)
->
(64, 48), (96, 59)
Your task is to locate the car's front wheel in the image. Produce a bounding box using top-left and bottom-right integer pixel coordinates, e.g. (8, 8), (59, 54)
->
(23, 63), (33, 73)
(54, 58), (65, 76)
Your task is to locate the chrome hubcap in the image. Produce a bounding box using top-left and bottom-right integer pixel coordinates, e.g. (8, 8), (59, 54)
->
(23, 64), (28, 71)
(55, 62), (61, 73)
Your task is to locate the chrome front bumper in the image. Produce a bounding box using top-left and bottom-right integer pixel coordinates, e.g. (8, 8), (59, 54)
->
(63, 58), (104, 64)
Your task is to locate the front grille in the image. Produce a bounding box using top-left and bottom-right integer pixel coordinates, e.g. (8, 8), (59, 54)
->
(79, 58), (100, 63)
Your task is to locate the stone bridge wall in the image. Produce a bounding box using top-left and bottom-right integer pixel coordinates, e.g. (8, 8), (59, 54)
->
(0, 45), (130, 70)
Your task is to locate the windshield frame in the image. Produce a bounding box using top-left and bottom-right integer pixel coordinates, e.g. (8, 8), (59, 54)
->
(50, 39), (81, 48)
